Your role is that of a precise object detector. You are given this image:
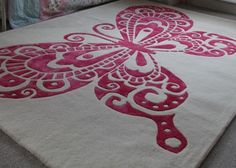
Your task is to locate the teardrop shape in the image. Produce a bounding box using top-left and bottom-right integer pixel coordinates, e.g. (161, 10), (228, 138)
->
(124, 51), (155, 77)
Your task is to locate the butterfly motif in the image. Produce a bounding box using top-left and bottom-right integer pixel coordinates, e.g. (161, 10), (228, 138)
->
(0, 5), (236, 153)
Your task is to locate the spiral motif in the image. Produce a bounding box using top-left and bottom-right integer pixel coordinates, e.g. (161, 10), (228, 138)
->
(64, 33), (85, 42)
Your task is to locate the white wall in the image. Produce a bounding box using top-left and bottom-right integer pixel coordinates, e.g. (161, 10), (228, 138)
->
(188, 0), (236, 15)
(150, 0), (180, 5)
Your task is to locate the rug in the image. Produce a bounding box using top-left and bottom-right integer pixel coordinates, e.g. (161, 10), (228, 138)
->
(0, 0), (236, 167)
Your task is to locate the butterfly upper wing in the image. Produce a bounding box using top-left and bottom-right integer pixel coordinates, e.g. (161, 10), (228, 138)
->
(116, 5), (193, 44)
(0, 41), (129, 99)
(170, 31), (236, 57)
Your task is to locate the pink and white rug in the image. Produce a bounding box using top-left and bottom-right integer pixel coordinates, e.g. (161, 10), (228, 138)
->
(0, 0), (235, 167)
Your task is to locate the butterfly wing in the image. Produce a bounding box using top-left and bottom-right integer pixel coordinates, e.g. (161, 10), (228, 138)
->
(95, 51), (188, 153)
(0, 41), (128, 99)
(171, 31), (236, 57)
(116, 5), (193, 44)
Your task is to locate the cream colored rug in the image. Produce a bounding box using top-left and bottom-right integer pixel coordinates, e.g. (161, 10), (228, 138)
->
(0, 0), (235, 167)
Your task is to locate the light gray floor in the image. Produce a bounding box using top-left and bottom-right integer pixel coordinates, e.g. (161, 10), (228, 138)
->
(200, 117), (236, 168)
(0, 130), (48, 168)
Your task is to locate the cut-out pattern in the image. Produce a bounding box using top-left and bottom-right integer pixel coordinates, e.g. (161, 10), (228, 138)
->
(0, 5), (236, 153)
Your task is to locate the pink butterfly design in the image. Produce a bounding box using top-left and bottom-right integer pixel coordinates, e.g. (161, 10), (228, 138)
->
(0, 5), (236, 153)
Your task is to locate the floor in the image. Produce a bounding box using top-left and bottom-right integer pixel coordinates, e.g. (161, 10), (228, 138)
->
(200, 118), (236, 168)
(0, 3), (236, 168)
(0, 131), (48, 168)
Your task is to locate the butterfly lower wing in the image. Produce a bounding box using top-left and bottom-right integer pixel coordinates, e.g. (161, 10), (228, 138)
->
(95, 51), (188, 153)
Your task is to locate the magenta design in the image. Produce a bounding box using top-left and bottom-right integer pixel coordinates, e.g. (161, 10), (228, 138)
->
(0, 6), (236, 153)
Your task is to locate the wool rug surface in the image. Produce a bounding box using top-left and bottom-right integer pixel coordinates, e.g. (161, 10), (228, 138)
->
(0, 0), (236, 167)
